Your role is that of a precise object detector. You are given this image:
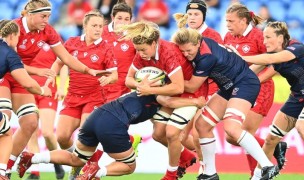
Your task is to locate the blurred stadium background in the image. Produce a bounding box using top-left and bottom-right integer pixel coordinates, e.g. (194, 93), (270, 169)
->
(1, 0), (304, 179)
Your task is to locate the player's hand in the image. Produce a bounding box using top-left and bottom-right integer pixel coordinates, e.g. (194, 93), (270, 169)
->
(194, 96), (206, 108)
(44, 76), (56, 87)
(55, 88), (65, 100)
(225, 44), (241, 57)
(98, 76), (112, 86)
(41, 86), (52, 97)
(37, 68), (56, 78)
(136, 75), (152, 96)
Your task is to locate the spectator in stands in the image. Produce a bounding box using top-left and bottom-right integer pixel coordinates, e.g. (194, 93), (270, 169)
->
(257, 4), (276, 30)
(68, 0), (93, 36)
(96, 0), (135, 23)
(137, 0), (170, 28)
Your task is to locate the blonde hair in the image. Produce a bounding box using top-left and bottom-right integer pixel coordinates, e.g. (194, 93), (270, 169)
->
(83, 9), (104, 27)
(173, 13), (188, 29)
(266, 21), (290, 48)
(0, 20), (19, 38)
(117, 21), (160, 45)
(171, 28), (201, 46)
(226, 2), (264, 26)
(21, 0), (51, 17)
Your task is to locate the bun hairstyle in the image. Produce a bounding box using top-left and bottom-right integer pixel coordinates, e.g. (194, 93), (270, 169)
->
(0, 20), (19, 38)
(117, 21), (160, 45)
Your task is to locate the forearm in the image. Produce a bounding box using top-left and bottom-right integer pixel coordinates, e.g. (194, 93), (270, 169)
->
(58, 65), (69, 90)
(157, 96), (204, 109)
(149, 83), (183, 96)
(125, 77), (139, 89)
(243, 54), (271, 65)
(24, 65), (40, 75)
(108, 71), (118, 84)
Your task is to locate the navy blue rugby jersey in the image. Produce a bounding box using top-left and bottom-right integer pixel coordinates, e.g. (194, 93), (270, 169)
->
(192, 37), (253, 90)
(272, 40), (304, 94)
(101, 92), (160, 125)
(0, 39), (24, 78)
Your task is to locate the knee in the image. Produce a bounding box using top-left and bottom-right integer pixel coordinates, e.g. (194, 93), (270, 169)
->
(295, 123), (304, 138)
(19, 117), (38, 133)
(56, 132), (71, 146)
(152, 129), (165, 142)
(41, 128), (55, 140)
(166, 130), (179, 143)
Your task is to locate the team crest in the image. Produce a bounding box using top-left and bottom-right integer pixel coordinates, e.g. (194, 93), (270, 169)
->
(19, 39), (27, 49)
(242, 45), (250, 53)
(42, 43), (50, 51)
(90, 54), (99, 62)
(37, 40), (45, 48)
(121, 43), (129, 52)
(72, 50), (78, 57)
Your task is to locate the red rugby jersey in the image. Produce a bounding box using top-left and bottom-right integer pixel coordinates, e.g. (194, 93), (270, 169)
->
(132, 39), (181, 77)
(64, 35), (117, 94)
(15, 17), (61, 65)
(30, 43), (57, 92)
(224, 24), (266, 56)
(199, 24), (223, 44)
(103, 23), (136, 85)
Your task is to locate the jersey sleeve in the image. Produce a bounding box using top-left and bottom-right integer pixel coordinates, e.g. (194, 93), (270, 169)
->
(285, 43), (304, 58)
(7, 49), (24, 71)
(193, 54), (217, 77)
(45, 25), (61, 47)
(131, 54), (144, 71)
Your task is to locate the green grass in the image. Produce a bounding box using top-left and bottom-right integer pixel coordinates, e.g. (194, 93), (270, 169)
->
(12, 172), (304, 180)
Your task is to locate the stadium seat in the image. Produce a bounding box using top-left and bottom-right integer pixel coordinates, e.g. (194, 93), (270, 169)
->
(242, 0), (262, 13)
(287, 0), (304, 23)
(267, 1), (286, 21)
(0, 3), (13, 19)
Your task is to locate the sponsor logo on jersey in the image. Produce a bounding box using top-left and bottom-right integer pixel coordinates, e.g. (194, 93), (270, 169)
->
(84, 52), (88, 57)
(196, 70), (204, 74)
(236, 44), (239, 49)
(232, 87), (239, 95)
(19, 39), (27, 49)
(242, 45), (250, 53)
(121, 43), (129, 51)
(90, 54), (99, 62)
(287, 46), (295, 51)
(48, 102), (53, 107)
(37, 40), (45, 48)
(31, 38), (35, 44)
(113, 41), (117, 47)
(72, 50), (78, 57)
(42, 43), (50, 51)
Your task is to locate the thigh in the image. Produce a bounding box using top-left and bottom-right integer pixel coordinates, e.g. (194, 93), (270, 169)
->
(57, 115), (81, 137)
(207, 93), (228, 119)
(39, 108), (56, 133)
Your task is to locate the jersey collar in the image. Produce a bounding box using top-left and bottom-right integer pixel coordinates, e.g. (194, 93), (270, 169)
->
(108, 22), (114, 32)
(242, 23), (253, 36)
(80, 34), (103, 45)
(22, 17), (40, 34)
(198, 23), (208, 34)
(155, 42), (159, 60)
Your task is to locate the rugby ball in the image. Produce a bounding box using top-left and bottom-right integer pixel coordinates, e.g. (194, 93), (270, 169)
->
(135, 66), (166, 86)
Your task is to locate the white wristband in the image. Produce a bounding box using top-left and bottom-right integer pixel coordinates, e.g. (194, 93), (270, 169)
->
(40, 87), (45, 96)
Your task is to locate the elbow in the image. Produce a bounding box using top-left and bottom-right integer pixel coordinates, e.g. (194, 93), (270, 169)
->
(175, 85), (184, 95)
